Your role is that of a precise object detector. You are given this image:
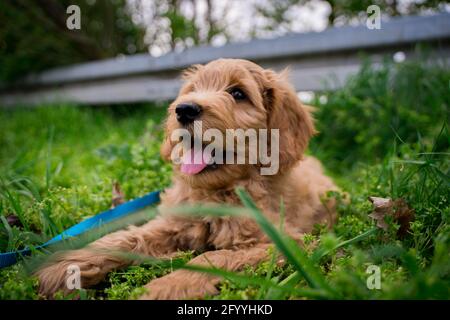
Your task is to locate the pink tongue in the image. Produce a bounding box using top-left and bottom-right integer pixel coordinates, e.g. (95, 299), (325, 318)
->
(180, 148), (212, 175)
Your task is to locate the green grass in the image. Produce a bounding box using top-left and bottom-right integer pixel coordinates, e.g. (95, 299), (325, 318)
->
(0, 60), (449, 299)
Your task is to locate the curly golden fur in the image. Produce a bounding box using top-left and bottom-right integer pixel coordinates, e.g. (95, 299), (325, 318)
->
(36, 59), (337, 299)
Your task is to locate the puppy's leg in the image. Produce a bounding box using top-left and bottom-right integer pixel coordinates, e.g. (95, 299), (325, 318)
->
(36, 216), (209, 297)
(140, 243), (271, 300)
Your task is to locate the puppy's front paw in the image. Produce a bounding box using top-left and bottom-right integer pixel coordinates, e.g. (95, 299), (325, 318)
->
(35, 260), (76, 298)
(140, 271), (219, 300)
(35, 249), (108, 298)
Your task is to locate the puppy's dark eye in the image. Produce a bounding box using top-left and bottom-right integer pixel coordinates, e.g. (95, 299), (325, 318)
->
(229, 88), (246, 100)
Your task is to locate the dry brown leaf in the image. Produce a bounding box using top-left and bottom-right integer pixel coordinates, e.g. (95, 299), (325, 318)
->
(368, 196), (415, 238)
(392, 198), (416, 238)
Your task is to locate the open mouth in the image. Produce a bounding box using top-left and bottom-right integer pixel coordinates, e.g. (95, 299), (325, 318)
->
(180, 143), (221, 175)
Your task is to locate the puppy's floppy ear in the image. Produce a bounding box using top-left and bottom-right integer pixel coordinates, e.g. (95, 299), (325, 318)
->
(263, 69), (316, 171)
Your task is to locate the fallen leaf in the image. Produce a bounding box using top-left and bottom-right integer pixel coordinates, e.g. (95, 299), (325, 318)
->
(368, 196), (415, 238)
(392, 198), (415, 238)
(368, 197), (391, 231)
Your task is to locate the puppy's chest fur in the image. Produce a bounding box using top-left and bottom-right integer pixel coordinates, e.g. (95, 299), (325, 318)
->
(158, 157), (336, 249)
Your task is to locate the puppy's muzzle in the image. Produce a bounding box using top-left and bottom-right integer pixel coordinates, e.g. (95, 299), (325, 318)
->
(175, 102), (202, 125)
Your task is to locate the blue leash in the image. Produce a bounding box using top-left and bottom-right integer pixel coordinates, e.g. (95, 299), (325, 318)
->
(0, 190), (160, 269)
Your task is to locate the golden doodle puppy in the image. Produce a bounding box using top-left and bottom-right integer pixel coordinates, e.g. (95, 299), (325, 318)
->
(36, 59), (337, 299)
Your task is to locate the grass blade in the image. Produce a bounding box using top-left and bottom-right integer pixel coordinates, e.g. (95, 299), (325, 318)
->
(235, 187), (335, 297)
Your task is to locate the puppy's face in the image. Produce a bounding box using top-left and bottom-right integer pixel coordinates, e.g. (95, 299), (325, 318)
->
(161, 59), (315, 189)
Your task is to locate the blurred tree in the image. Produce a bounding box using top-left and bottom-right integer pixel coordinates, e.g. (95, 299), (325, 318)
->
(128, 0), (229, 55)
(0, 0), (145, 81)
(256, 0), (448, 29)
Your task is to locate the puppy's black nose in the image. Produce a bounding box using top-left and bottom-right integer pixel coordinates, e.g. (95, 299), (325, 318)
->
(175, 103), (202, 124)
